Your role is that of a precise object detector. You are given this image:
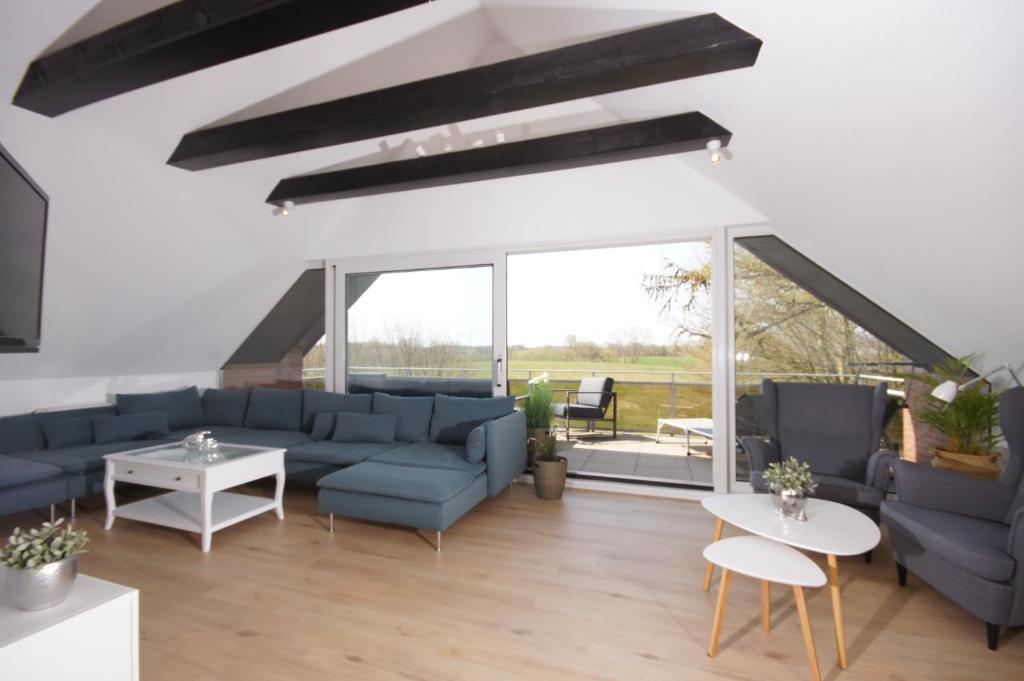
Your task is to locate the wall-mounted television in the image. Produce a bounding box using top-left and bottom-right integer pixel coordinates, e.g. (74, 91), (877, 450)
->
(0, 142), (48, 353)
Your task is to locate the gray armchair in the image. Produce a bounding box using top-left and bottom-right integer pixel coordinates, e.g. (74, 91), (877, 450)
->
(551, 377), (617, 440)
(881, 386), (1024, 650)
(741, 379), (895, 522)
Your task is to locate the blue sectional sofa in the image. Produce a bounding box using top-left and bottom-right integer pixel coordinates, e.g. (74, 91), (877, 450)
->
(0, 386), (527, 547)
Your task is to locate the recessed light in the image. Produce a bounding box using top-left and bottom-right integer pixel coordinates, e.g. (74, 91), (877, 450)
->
(273, 200), (294, 217)
(707, 139), (723, 164)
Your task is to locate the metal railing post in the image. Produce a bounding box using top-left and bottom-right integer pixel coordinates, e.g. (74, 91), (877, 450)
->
(669, 372), (676, 418)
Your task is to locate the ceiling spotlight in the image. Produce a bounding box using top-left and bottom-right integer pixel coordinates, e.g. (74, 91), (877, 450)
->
(273, 200), (294, 217)
(443, 143), (453, 152)
(495, 130), (506, 143)
(471, 138), (485, 148)
(414, 144), (427, 158)
(707, 139), (723, 164)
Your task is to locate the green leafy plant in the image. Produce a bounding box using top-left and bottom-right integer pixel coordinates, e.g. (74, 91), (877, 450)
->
(531, 435), (563, 463)
(523, 375), (555, 430)
(1, 519), (89, 571)
(914, 356), (1001, 455)
(763, 457), (817, 493)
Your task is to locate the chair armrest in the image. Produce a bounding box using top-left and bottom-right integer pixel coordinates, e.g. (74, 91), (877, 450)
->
(1008, 506), (1024, 560)
(865, 450), (897, 490)
(484, 410), (527, 497)
(740, 437), (780, 475)
(893, 460), (1013, 522)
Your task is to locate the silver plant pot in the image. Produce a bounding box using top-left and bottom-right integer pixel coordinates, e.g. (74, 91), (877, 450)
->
(770, 487), (808, 521)
(5, 554), (78, 611)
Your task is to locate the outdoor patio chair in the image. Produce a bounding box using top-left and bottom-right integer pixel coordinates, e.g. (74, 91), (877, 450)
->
(552, 377), (618, 440)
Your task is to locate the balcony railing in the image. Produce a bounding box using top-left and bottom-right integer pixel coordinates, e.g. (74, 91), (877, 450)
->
(301, 366), (904, 434)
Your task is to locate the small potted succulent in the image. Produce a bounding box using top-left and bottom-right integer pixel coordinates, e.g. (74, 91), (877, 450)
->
(763, 457), (817, 521)
(522, 374), (555, 466)
(2, 519), (89, 611)
(532, 435), (568, 500)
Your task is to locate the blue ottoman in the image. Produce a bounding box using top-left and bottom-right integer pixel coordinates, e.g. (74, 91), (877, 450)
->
(317, 462), (487, 551)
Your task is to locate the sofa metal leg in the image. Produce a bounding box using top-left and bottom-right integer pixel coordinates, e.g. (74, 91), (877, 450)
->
(329, 513), (334, 534)
(50, 504), (56, 523)
(896, 563), (907, 587)
(70, 498), (76, 519)
(436, 531), (442, 553)
(986, 623), (999, 651)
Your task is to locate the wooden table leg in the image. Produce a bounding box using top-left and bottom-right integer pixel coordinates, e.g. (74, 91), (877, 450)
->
(707, 568), (732, 657)
(827, 553), (848, 670)
(793, 585), (822, 681)
(703, 517), (725, 591)
(761, 580), (771, 631)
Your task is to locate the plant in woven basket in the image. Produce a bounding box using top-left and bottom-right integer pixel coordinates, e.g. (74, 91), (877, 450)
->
(532, 434), (563, 463)
(763, 457), (818, 493)
(523, 375), (555, 430)
(913, 355), (1001, 455)
(1, 519), (89, 571)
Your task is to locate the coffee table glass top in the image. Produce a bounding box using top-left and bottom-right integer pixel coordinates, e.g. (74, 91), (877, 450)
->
(701, 493), (880, 556)
(104, 442), (278, 467)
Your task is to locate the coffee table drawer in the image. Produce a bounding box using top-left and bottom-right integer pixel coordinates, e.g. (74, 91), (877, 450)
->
(111, 461), (199, 490)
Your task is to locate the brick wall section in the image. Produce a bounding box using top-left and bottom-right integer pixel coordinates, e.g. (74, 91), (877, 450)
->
(901, 372), (947, 465)
(222, 346), (304, 389)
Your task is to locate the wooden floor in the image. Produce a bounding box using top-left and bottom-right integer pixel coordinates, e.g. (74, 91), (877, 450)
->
(4, 484), (1022, 681)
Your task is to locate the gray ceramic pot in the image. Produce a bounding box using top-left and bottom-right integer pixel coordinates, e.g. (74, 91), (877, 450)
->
(5, 554), (78, 611)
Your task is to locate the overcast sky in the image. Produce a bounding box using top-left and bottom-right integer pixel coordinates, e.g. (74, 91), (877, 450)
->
(346, 241), (711, 349)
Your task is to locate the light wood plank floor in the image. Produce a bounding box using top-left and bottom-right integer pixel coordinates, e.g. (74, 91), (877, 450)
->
(4, 484), (1021, 680)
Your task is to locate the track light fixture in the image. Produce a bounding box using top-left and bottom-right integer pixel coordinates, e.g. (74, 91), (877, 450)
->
(414, 144), (427, 158)
(707, 139), (723, 164)
(272, 200), (294, 217)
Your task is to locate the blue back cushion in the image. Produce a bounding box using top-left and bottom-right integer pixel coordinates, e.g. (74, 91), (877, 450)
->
(41, 417), (94, 449)
(202, 388), (250, 427)
(372, 393), (433, 443)
(116, 387), (204, 431)
(331, 413), (397, 444)
(309, 412), (336, 441)
(465, 424), (487, 463)
(0, 405), (116, 454)
(429, 394), (515, 445)
(92, 412), (171, 444)
(301, 391), (372, 432)
(244, 388), (303, 431)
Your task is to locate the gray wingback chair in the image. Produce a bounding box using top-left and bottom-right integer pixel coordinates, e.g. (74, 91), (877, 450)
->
(741, 379), (895, 522)
(881, 386), (1024, 650)
(551, 377), (617, 440)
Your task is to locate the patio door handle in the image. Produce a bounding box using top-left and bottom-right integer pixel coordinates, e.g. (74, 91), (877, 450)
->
(495, 357), (503, 388)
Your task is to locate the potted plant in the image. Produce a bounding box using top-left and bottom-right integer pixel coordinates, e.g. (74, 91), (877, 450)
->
(532, 435), (568, 500)
(523, 373), (555, 466)
(914, 356), (1002, 479)
(763, 457), (817, 521)
(1, 519), (89, 611)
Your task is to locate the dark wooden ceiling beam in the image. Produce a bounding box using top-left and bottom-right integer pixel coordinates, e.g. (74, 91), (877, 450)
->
(13, 0), (427, 117)
(267, 112), (730, 205)
(172, 13), (761, 170)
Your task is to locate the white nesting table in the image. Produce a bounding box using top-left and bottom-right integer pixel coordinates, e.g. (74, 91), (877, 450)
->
(0, 574), (138, 681)
(704, 535), (827, 681)
(104, 442), (285, 552)
(700, 494), (880, 670)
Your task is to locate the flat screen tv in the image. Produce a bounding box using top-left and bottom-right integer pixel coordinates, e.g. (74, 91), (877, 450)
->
(0, 142), (48, 353)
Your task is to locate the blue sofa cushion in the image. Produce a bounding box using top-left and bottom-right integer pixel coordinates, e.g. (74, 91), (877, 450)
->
(317, 462), (477, 504)
(429, 394), (515, 445)
(244, 388), (302, 431)
(10, 441), (164, 474)
(93, 412), (171, 444)
(286, 441), (400, 467)
(116, 387), (204, 431)
(0, 454), (65, 489)
(881, 500), (1013, 582)
(310, 413), (335, 441)
(41, 417), (93, 449)
(213, 428), (310, 449)
(1, 406), (116, 455)
(202, 388), (250, 427)
(465, 424), (487, 463)
(331, 413), (396, 444)
(368, 442), (486, 476)
(301, 391), (372, 432)
(372, 393), (433, 443)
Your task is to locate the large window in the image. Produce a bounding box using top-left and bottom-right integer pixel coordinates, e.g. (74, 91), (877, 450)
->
(345, 266), (495, 395)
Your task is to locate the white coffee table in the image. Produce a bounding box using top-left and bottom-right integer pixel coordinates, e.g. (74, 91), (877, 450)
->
(104, 442), (285, 552)
(700, 494), (880, 670)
